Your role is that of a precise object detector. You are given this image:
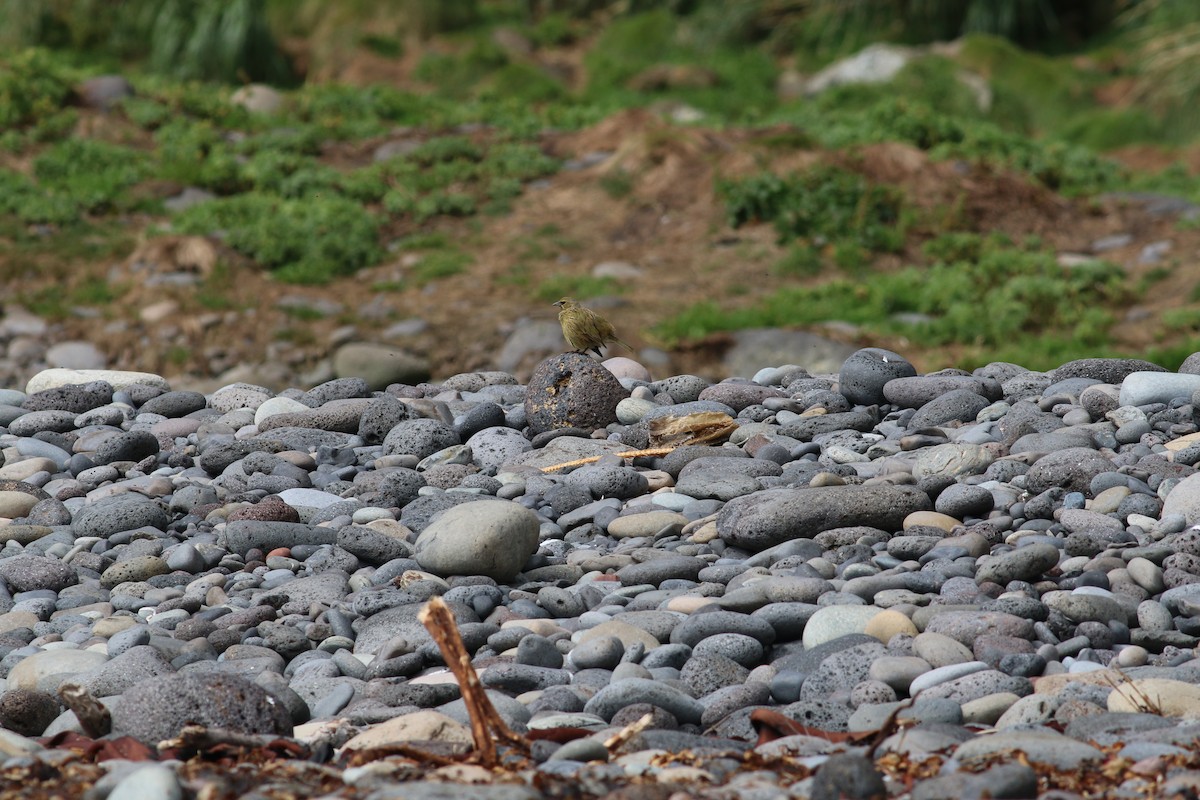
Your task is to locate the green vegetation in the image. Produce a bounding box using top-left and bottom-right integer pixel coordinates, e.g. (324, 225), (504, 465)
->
(721, 165), (906, 252)
(173, 193), (381, 284)
(534, 275), (621, 303)
(6, 1), (1200, 373)
(657, 234), (1127, 370)
(0, 136), (151, 225)
(0, 47), (72, 128)
(0, 0), (293, 84)
(413, 249), (473, 284)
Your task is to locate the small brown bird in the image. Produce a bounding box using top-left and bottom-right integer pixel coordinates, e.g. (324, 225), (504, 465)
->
(554, 297), (631, 357)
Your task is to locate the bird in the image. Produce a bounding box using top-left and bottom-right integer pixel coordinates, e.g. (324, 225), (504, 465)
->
(554, 297), (631, 357)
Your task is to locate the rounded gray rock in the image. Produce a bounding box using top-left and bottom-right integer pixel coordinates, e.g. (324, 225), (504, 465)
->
(717, 485), (932, 552)
(583, 677), (703, 724)
(139, 390), (207, 417)
(1025, 447), (1115, 496)
(653, 374), (711, 403)
(413, 499), (540, 581)
(94, 430), (160, 465)
(382, 418), (460, 460)
(356, 394), (412, 445)
(909, 389), (992, 428)
(22, 381), (113, 413)
(466, 426), (531, 471)
(0, 555), (77, 592)
(1050, 358), (1166, 385)
(975, 542), (1061, 585)
(564, 463), (648, 500)
(883, 375), (1000, 408)
(73, 495), (170, 537)
(839, 348), (916, 405)
(691, 632), (764, 668)
(935, 483), (994, 518)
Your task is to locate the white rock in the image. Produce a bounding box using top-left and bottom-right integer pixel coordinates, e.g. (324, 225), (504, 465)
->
(27, 369), (170, 394)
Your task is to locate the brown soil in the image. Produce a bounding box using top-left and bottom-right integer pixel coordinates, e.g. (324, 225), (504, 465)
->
(11, 107), (1200, 389)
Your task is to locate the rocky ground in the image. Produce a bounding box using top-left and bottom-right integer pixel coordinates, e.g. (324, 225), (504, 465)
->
(0, 350), (1200, 798)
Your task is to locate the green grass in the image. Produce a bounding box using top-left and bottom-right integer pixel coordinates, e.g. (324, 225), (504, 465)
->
(413, 249), (472, 284)
(599, 168), (635, 199)
(582, 9), (778, 121)
(534, 274), (621, 303)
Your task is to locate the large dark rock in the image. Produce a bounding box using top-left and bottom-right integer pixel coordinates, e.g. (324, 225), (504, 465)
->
(524, 353), (628, 436)
(1024, 447), (1115, 496)
(839, 348), (916, 406)
(718, 485), (932, 551)
(778, 409), (878, 441)
(1049, 357), (1166, 384)
(111, 672), (292, 745)
(0, 689), (60, 736)
(22, 381), (113, 413)
(909, 389), (993, 428)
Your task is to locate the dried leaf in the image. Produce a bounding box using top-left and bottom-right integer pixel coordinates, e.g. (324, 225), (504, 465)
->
(750, 709), (877, 746)
(525, 727), (595, 744)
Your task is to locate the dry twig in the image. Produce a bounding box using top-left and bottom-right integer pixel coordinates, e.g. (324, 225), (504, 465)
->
(419, 597), (526, 767)
(162, 725), (310, 756)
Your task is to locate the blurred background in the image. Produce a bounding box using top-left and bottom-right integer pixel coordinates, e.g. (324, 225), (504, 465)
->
(2, 0), (1200, 391)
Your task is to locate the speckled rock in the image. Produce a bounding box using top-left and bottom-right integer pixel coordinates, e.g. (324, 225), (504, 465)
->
(111, 672), (292, 744)
(839, 348), (917, 405)
(524, 354), (629, 436)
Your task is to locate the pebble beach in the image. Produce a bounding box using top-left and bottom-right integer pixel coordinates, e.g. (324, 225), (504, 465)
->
(4, 349), (1200, 798)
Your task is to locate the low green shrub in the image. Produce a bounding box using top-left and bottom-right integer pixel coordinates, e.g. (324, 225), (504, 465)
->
(172, 193), (381, 283)
(720, 165), (905, 251)
(154, 118), (244, 191)
(32, 138), (149, 213)
(0, 48), (73, 128)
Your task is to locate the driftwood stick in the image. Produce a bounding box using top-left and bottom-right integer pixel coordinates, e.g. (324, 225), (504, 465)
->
(419, 597), (525, 766)
(540, 447), (675, 473)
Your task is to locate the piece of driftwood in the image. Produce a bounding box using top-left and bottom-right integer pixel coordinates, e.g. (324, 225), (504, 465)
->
(603, 712), (654, 753)
(418, 597), (526, 767)
(539, 411), (737, 473)
(58, 683), (111, 738)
